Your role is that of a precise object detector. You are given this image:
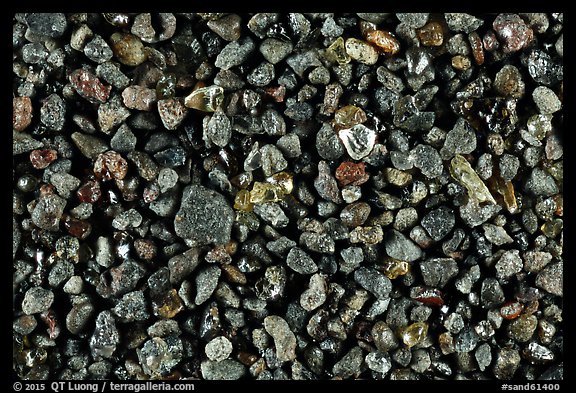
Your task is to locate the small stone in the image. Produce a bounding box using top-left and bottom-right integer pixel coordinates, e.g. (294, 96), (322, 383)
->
(493, 348), (521, 379)
(207, 14), (242, 41)
(50, 173), (80, 199)
(526, 49), (563, 86)
(451, 55), (471, 70)
(154, 289), (184, 319)
(338, 124), (377, 160)
(112, 209), (142, 230)
(110, 124), (136, 153)
(316, 123), (344, 161)
(31, 194), (66, 231)
(66, 301), (95, 335)
(137, 337), (183, 377)
(385, 229), (423, 262)
(495, 250), (523, 280)
(535, 262), (563, 296)
(90, 311), (119, 359)
(366, 351), (392, 374)
(444, 13), (483, 33)
(25, 13), (67, 38)
(349, 225), (384, 245)
(249, 181), (284, 204)
(122, 85), (157, 111)
(334, 105), (367, 131)
(354, 267), (392, 299)
(410, 349), (431, 373)
(277, 134), (301, 158)
(63, 276), (84, 295)
(499, 153), (520, 182)
(69, 69), (111, 104)
(113, 291), (150, 322)
(493, 13), (533, 53)
(147, 319), (181, 338)
(201, 359), (245, 380)
(507, 314), (537, 342)
(481, 278), (505, 308)
(40, 94), (65, 131)
(157, 98), (188, 130)
(411, 144), (443, 178)
(454, 325), (479, 353)
(321, 17), (344, 38)
(21, 287), (54, 315)
(215, 37), (255, 70)
(300, 232), (335, 254)
(450, 155), (496, 204)
(284, 101), (313, 121)
(255, 265), (286, 302)
(523, 251), (552, 273)
(260, 144), (287, 177)
(405, 47), (435, 90)
(459, 198), (501, 227)
(475, 343), (492, 371)
(345, 38), (379, 65)
(286, 49), (322, 77)
(253, 202), (289, 228)
(13, 315), (38, 335)
(371, 321), (399, 353)
(533, 86), (561, 114)
(70, 24), (93, 51)
(194, 265), (222, 305)
(441, 118), (477, 159)
(339, 247), (364, 274)
(30, 149), (57, 169)
(97, 95), (130, 134)
(483, 223), (513, 245)
(110, 32), (147, 66)
(127, 151), (158, 181)
(96, 62), (130, 89)
(205, 336), (233, 362)
(247, 62), (275, 87)
(332, 346), (363, 379)
(314, 161), (342, 204)
(264, 316), (297, 362)
(340, 202), (371, 227)
(300, 273), (327, 311)
(70, 133), (107, 160)
(555, 33), (563, 57)
(287, 247), (318, 275)
(395, 13), (428, 28)
(94, 151), (128, 181)
(421, 207), (455, 241)
(469, 31), (485, 65)
(13, 96), (33, 132)
(522, 342), (554, 364)
(261, 109), (286, 136)
(97, 260), (146, 298)
(266, 237), (297, 257)
(494, 65), (525, 98)
(84, 35), (113, 63)
(205, 109), (232, 147)
(419, 258), (459, 288)
(308, 66), (330, 85)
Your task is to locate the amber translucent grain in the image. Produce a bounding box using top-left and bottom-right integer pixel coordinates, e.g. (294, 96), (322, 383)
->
(365, 30), (401, 55)
(400, 322), (428, 348)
